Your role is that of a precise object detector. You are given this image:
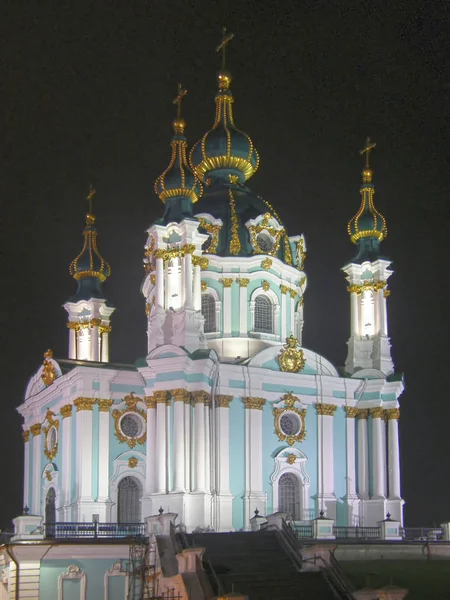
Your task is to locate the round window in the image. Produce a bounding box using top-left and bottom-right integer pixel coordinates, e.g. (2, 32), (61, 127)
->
(47, 427), (57, 452)
(120, 413), (143, 438)
(256, 233), (274, 253)
(279, 413), (301, 436)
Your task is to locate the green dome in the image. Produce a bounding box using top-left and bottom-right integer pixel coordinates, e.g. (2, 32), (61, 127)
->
(190, 72), (259, 185)
(193, 179), (293, 265)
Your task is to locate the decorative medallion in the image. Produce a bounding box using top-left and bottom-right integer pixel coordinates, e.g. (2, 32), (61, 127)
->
(41, 349), (57, 387)
(248, 212), (285, 256)
(274, 393), (306, 446)
(201, 280), (207, 291)
(43, 409), (59, 461)
(261, 258), (273, 270)
(261, 280), (270, 292)
(128, 457), (138, 468)
(287, 453), (297, 465)
(277, 335), (306, 373)
(112, 393), (147, 449)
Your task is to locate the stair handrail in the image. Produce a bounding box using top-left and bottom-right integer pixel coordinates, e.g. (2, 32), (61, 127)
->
(302, 553), (356, 600)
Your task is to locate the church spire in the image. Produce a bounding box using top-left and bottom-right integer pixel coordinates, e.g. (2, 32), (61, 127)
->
(65, 187), (114, 362)
(189, 28), (259, 185)
(154, 84), (202, 223)
(347, 138), (387, 262)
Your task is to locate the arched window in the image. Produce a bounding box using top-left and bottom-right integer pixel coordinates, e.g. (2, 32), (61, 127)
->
(201, 294), (216, 333)
(45, 487), (56, 524)
(254, 295), (273, 334)
(118, 476), (142, 524)
(279, 473), (301, 520)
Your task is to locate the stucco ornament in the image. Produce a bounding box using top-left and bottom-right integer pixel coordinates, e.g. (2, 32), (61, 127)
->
(274, 392), (307, 446)
(112, 392), (147, 449)
(277, 334), (306, 373)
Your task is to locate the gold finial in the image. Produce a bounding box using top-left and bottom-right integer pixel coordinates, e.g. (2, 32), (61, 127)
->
(359, 137), (376, 169)
(216, 26), (234, 70)
(172, 83), (187, 119)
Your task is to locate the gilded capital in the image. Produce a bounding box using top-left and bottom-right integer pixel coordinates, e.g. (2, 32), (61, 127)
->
(385, 408), (400, 421)
(30, 423), (42, 437)
(236, 277), (250, 287)
(370, 407), (384, 419)
(344, 406), (358, 418)
(97, 399), (113, 412)
(316, 403), (337, 416)
(243, 397), (266, 410)
(280, 284), (289, 295)
(216, 394), (233, 408)
(219, 278), (234, 288)
(22, 430), (30, 443)
(191, 390), (210, 404)
(60, 404), (73, 418)
(144, 396), (156, 409)
(154, 390), (169, 404)
(356, 408), (369, 419)
(73, 397), (96, 412)
(90, 317), (102, 327)
(172, 388), (190, 402)
(289, 289), (297, 299)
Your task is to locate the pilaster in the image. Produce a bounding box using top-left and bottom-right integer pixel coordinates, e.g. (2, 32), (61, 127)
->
(343, 406), (360, 525)
(370, 407), (386, 498)
(243, 397), (267, 527)
(22, 430), (31, 511)
(73, 397), (96, 520)
(97, 398), (113, 520)
(173, 389), (188, 492)
(60, 404), (73, 520)
(155, 391), (168, 493)
(316, 403), (337, 519)
(215, 395), (234, 531)
(30, 423), (42, 515)
(356, 409), (369, 499)
(386, 408), (401, 499)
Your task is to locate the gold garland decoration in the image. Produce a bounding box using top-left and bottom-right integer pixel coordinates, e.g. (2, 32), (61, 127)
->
(274, 392), (306, 446)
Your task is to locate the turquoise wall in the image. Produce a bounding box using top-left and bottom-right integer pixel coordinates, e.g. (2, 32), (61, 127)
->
(229, 397), (245, 530)
(40, 558), (129, 600)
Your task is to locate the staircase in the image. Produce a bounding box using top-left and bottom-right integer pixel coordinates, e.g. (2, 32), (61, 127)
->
(185, 530), (341, 600)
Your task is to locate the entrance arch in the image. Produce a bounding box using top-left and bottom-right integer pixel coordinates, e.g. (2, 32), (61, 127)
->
(117, 476), (142, 523)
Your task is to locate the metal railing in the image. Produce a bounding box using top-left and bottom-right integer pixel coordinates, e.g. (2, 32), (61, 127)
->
(45, 522), (146, 539)
(292, 523), (314, 538)
(401, 527), (444, 541)
(333, 526), (380, 540)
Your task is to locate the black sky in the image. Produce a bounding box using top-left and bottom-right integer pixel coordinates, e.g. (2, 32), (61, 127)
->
(1, 0), (449, 530)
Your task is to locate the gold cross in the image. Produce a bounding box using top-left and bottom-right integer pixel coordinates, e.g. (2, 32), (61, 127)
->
(359, 137), (376, 168)
(172, 83), (187, 119)
(86, 184), (96, 214)
(216, 27), (234, 70)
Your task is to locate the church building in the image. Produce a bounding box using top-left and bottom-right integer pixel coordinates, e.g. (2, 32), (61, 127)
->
(17, 42), (403, 539)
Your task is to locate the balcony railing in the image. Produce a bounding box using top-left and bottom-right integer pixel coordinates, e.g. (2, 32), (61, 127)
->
(45, 522), (146, 539)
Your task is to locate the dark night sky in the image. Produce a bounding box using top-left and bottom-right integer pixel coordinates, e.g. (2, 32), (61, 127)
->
(1, 1), (449, 530)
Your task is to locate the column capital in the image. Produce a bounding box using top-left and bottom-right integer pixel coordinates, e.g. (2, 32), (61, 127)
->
(144, 396), (156, 409)
(172, 388), (190, 402)
(243, 397), (266, 410)
(97, 399), (113, 412)
(154, 390), (169, 404)
(369, 407), (384, 419)
(22, 430), (30, 443)
(60, 404), (73, 418)
(73, 397), (96, 411)
(219, 277), (234, 288)
(217, 394), (233, 408)
(191, 390), (210, 404)
(356, 408), (369, 419)
(236, 277), (250, 287)
(316, 403), (337, 416)
(385, 408), (400, 420)
(343, 406), (358, 418)
(30, 423), (42, 436)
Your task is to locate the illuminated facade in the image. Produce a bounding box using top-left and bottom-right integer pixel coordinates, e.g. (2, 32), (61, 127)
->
(17, 64), (404, 537)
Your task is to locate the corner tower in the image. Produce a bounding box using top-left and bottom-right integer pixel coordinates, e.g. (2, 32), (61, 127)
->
(64, 188), (114, 361)
(343, 139), (394, 376)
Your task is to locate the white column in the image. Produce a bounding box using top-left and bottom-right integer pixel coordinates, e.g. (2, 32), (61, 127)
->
(31, 424), (42, 514)
(173, 391), (186, 492)
(60, 405), (73, 518)
(23, 431), (31, 510)
(184, 397), (192, 491)
(193, 391), (207, 491)
(379, 289), (388, 336)
(155, 392), (168, 493)
(68, 327), (77, 359)
(101, 330), (109, 362)
(145, 398), (156, 495)
(357, 410), (369, 498)
(387, 409), (401, 498)
(91, 324), (100, 361)
(244, 397), (266, 522)
(370, 408), (386, 498)
(222, 280), (232, 335)
(238, 280), (249, 334)
(205, 400), (211, 492)
(97, 400), (112, 503)
(281, 290), (287, 339)
(216, 396), (232, 493)
(184, 253), (193, 309)
(193, 264), (201, 311)
(350, 291), (359, 335)
(289, 293), (295, 335)
(74, 399), (95, 504)
(317, 405), (336, 501)
(156, 257), (164, 308)
(344, 408), (357, 496)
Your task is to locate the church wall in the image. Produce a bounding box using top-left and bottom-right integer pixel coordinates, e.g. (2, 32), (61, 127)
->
(229, 397), (245, 531)
(333, 407), (348, 524)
